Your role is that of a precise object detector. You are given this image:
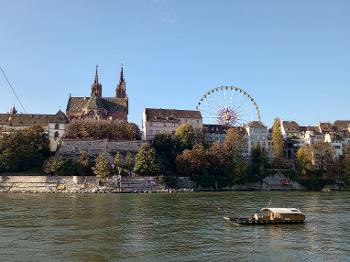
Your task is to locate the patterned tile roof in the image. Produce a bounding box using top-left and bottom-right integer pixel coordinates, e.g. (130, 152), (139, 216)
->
(145, 108), (202, 121)
(66, 97), (127, 113)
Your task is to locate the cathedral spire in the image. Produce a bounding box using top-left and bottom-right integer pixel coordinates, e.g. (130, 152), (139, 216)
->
(120, 64), (125, 83)
(116, 64), (127, 98)
(91, 65), (102, 97)
(94, 65), (99, 84)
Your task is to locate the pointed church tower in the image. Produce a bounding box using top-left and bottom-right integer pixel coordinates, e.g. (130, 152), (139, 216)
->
(116, 64), (127, 98)
(91, 65), (102, 97)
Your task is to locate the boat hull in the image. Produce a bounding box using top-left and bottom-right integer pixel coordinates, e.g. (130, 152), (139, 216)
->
(224, 217), (304, 225)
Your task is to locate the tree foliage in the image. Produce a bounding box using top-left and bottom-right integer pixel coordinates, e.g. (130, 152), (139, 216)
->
(43, 156), (74, 176)
(250, 145), (269, 186)
(0, 126), (50, 172)
(175, 124), (195, 151)
(65, 120), (141, 140)
(125, 152), (134, 174)
(152, 132), (176, 171)
(271, 118), (284, 160)
(93, 153), (113, 179)
(296, 145), (314, 175)
(133, 144), (162, 176)
(76, 151), (93, 176)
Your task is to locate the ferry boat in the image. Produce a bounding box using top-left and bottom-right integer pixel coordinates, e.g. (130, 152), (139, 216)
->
(223, 207), (305, 225)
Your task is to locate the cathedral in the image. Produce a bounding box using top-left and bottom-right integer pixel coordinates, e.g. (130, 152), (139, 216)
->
(66, 65), (128, 122)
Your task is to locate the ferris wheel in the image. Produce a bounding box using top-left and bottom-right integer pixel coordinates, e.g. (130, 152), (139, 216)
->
(196, 86), (261, 126)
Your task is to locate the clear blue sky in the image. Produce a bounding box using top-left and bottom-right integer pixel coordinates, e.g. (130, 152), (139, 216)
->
(1, 0), (349, 127)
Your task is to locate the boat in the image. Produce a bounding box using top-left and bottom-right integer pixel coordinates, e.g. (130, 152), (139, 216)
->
(223, 207), (305, 225)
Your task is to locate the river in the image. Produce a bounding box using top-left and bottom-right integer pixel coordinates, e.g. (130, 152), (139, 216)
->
(0, 192), (349, 261)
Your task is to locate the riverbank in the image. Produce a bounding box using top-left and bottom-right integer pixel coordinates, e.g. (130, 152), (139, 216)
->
(0, 175), (346, 193)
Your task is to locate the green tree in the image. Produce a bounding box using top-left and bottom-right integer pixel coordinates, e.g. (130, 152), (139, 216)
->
(224, 128), (244, 155)
(76, 151), (93, 176)
(43, 156), (74, 176)
(0, 126), (50, 172)
(114, 152), (122, 175)
(176, 144), (208, 177)
(152, 132), (176, 171)
(342, 152), (350, 185)
(272, 118), (284, 161)
(133, 144), (162, 176)
(175, 124), (195, 151)
(251, 145), (269, 188)
(93, 153), (112, 179)
(296, 145), (314, 175)
(125, 152), (134, 175)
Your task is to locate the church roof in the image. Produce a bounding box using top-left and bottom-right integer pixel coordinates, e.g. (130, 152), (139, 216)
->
(0, 110), (68, 127)
(66, 96), (127, 113)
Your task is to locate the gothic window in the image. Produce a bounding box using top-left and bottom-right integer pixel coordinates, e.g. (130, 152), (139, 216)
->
(55, 123), (59, 130)
(54, 131), (59, 141)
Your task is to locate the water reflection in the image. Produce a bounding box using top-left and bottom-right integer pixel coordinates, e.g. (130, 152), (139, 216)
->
(0, 192), (349, 261)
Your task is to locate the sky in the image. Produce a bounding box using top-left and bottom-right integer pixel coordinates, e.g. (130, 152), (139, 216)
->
(0, 0), (349, 127)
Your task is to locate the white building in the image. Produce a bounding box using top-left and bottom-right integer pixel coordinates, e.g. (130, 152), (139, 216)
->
(0, 107), (68, 151)
(244, 121), (273, 158)
(203, 124), (228, 143)
(142, 108), (202, 140)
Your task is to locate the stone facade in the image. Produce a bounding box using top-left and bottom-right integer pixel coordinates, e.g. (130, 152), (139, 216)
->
(56, 139), (149, 163)
(66, 66), (128, 122)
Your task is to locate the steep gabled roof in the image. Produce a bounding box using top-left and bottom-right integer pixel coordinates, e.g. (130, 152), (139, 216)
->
(0, 111), (68, 127)
(334, 120), (350, 131)
(145, 108), (202, 121)
(66, 96), (127, 113)
(282, 121), (300, 132)
(246, 121), (266, 129)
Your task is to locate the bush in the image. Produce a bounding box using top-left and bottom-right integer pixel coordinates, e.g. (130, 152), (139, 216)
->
(64, 120), (141, 140)
(43, 156), (74, 176)
(0, 126), (50, 172)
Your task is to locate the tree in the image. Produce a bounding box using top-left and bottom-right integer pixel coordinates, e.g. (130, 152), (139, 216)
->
(176, 144), (208, 177)
(125, 152), (134, 175)
(93, 153), (112, 179)
(296, 145), (314, 175)
(342, 152), (350, 185)
(64, 120), (141, 141)
(0, 126), (50, 172)
(251, 145), (269, 188)
(43, 156), (74, 176)
(152, 132), (176, 171)
(133, 144), (162, 176)
(224, 128), (244, 155)
(114, 152), (122, 175)
(207, 142), (234, 189)
(175, 124), (195, 151)
(272, 118), (284, 161)
(76, 151), (93, 176)
(312, 142), (334, 176)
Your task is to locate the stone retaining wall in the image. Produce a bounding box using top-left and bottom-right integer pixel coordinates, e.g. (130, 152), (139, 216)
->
(0, 175), (172, 193)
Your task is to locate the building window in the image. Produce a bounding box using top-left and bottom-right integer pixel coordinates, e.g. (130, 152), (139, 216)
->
(150, 129), (153, 135)
(54, 131), (59, 141)
(55, 123), (59, 129)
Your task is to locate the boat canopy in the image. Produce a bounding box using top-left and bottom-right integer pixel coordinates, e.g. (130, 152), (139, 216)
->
(260, 208), (304, 215)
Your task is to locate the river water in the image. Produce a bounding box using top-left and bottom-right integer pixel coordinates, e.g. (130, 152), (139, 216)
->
(0, 192), (349, 261)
